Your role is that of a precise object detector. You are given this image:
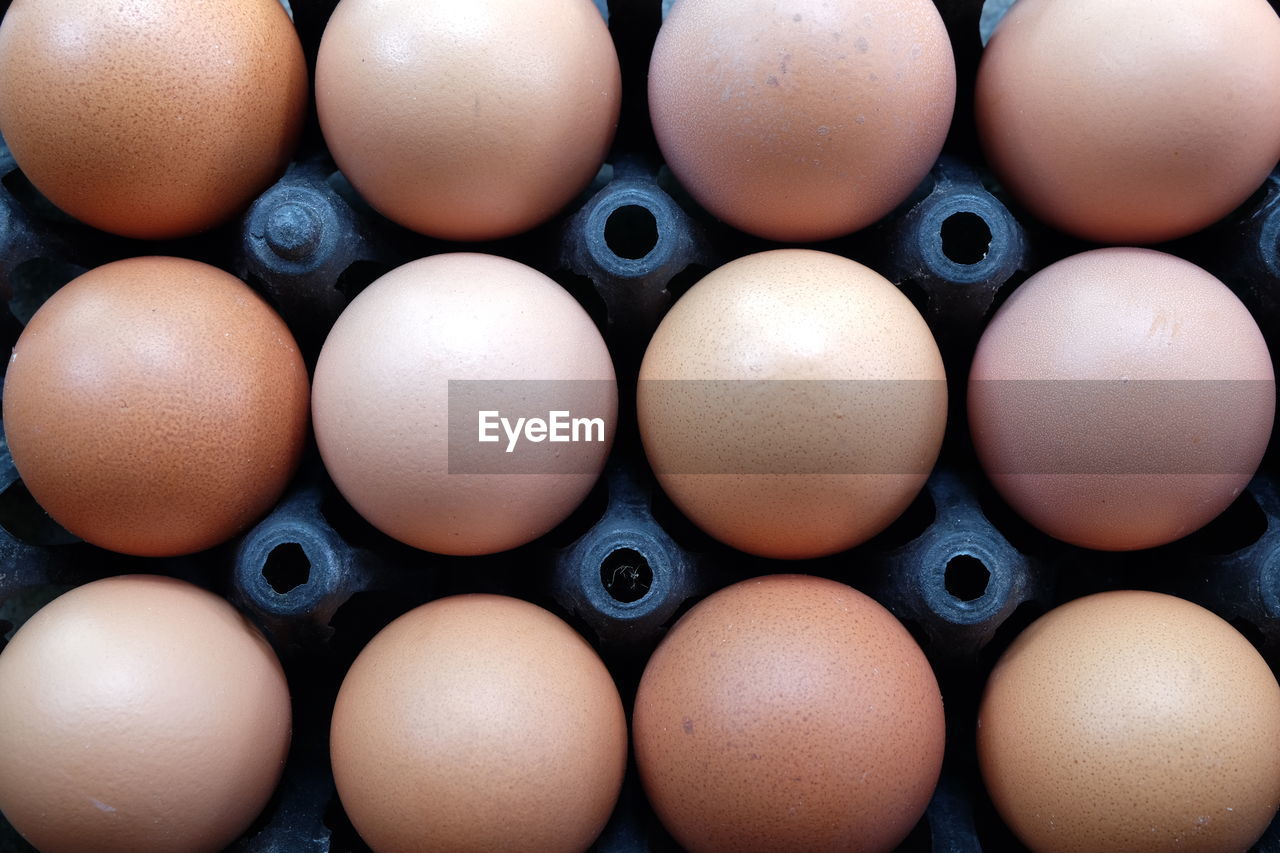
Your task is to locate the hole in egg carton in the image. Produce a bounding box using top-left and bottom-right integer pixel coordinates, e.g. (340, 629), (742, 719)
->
(263, 542), (311, 595)
(605, 204), (660, 261)
(941, 212), (993, 266)
(600, 547), (653, 604)
(945, 554), (991, 603)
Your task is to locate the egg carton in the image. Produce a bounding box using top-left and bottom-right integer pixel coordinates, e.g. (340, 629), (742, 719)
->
(3, 0), (1280, 851)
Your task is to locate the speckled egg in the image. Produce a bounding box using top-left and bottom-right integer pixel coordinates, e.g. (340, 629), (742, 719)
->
(979, 590), (1280, 853)
(968, 248), (1275, 551)
(649, 0), (956, 242)
(315, 0), (621, 241)
(0, 0), (307, 239)
(633, 574), (945, 853)
(311, 253), (616, 556)
(330, 594), (628, 853)
(2, 257), (310, 557)
(0, 575), (292, 853)
(976, 0), (1280, 243)
(637, 249), (946, 559)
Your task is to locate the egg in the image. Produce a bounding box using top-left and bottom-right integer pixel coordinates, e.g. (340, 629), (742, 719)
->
(2, 256), (310, 557)
(648, 0), (955, 242)
(633, 574), (945, 853)
(330, 594), (627, 853)
(968, 248), (1275, 551)
(979, 590), (1280, 853)
(0, 0), (307, 240)
(315, 0), (621, 241)
(975, 0), (1280, 244)
(311, 253), (616, 555)
(637, 249), (946, 559)
(0, 575), (292, 853)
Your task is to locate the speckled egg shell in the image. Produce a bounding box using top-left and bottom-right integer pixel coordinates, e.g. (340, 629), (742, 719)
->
(0, 0), (307, 240)
(315, 0), (621, 241)
(329, 594), (628, 853)
(968, 248), (1275, 551)
(633, 574), (945, 853)
(311, 252), (616, 556)
(978, 590), (1280, 853)
(637, 249), (946, 559)
(2, 256), (311, 557)
(0, 575), (292, 853)
(648, 0), (956, 242)
(976, 0), (1280, 244)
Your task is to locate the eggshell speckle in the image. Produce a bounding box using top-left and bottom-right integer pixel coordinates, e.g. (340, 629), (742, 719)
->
(979, 590), (1280, 853)
(330, 594), (627, 853)
(0, 575), (292, 853)
(2, 257), (310, 557)
(968, 248), (1275, 551)
(976, 0), (1280, 244)
(649, 0), (956, 242)
(633, 574), (945, 853)
(0, 0), (307, 239)
(637, 249), (946, 559)
(311, 253), (617, 555)
(316, 0), (621, 241)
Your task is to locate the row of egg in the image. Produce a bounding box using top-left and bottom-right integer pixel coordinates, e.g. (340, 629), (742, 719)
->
(1, 573), (1278, 853)
(4, 0), (1280, 248)
(5, 245), (1272, 560)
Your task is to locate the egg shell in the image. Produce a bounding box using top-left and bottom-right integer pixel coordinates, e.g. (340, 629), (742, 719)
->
(968, 247), (1275, 551)
(978, 590), (1280, 853)
(0, 575), (292, 853)
(637, 249), (946, 559)
(329, 594), (628, 853)
(648, 0), (956, 242)
(975, 0), (1280, 244)
(315, 0), (621, 241)
(2, 256), (311, 557)
(0, 0), (307, 240)
(311, 252), (617, 555)
(633, 574), (945, 853)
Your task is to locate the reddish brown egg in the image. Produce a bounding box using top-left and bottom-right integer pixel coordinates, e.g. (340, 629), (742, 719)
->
(0, 0), (307, 239)
(311, 253), (616, 556)
(2, 257), (310, 557)
(968, 248), (1275, 551)
(330, 594), (628, 853)
(979, 591), (1280, 853)
(315, 0), (621, 241)
(649, 0), (956, 242)
(0, 575), (292, 853)
(633, 574), (945, 853)
(637, 249), (947, 559)
(976, 0), (1280, 243)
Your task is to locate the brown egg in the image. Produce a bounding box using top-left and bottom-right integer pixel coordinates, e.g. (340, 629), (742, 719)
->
(637, 249), (946, 559)
(979, 591), (1280, 853)
(633, 574), (945, 853)
(2, 257), (310, 557)
(0, 0), (306, 240)
(315, 0), (621, 241)
(648, 0), (955, 242)
(311, 253), (616, 556)
(0, 575), (292, 853)
(976, 0), (1280, 244)
(330, 594), (627, 853)
(968, 248), (1275, 551)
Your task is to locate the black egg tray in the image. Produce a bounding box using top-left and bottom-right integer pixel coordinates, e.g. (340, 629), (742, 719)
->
(3, 0), (1280, 851)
